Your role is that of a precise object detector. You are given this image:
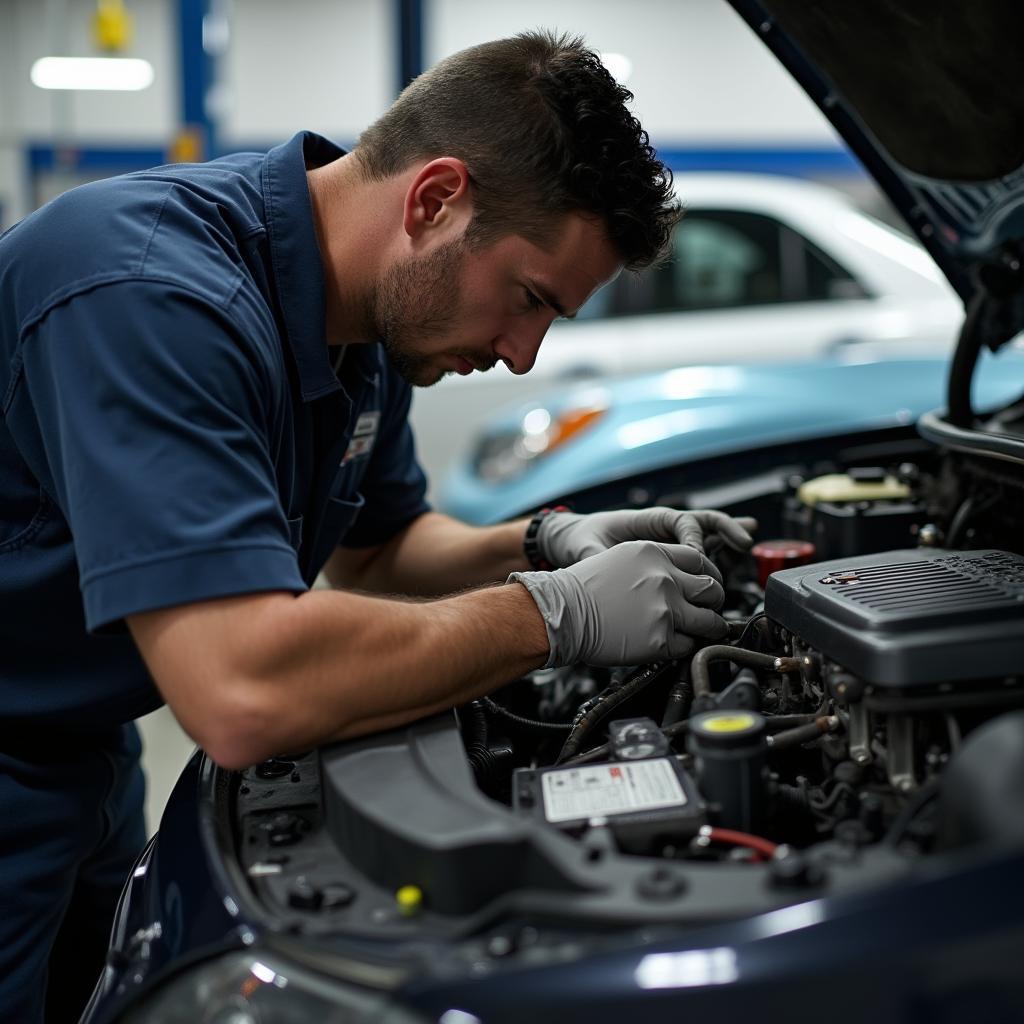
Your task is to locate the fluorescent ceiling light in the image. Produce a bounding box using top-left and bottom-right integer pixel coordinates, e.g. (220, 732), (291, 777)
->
(30, 56), (154, 91)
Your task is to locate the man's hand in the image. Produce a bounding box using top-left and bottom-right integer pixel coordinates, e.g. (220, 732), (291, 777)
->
(509, 541), (727, 667)
(537, 507), (756, 566)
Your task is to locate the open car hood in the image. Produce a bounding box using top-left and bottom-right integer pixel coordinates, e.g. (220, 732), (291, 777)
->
(728, 0), (1024, 348)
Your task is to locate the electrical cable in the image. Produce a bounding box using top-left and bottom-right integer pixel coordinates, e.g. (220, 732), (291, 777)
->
(732, 611), (768, 650)
(698, 825), (778, 861)
(660, 662), (693, 728)
(481, 696), (573, 732)
(555, 661), (676, 763)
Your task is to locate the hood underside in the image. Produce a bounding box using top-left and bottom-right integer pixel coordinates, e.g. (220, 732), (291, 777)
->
(729, 0), (1024, 315)
(765, 0), (1024, 182)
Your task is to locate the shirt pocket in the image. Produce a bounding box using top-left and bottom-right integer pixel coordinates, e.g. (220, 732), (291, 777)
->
(0, 486), (51, 554)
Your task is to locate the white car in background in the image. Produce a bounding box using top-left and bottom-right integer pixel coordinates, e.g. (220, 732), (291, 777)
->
(409, 172), (962, 488)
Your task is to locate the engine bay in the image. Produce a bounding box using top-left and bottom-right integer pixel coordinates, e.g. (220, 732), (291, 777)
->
(233, 437), (1024, 944)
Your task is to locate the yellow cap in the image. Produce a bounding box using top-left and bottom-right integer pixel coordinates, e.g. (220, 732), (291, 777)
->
(395, 885), (423, 916)
(700, 713), (759, 734)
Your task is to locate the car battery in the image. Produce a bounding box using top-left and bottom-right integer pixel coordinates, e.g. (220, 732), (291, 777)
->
(513, 749), (705, 854)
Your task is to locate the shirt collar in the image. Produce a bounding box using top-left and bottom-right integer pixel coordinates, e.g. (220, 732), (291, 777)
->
(262, 131), (346, 402)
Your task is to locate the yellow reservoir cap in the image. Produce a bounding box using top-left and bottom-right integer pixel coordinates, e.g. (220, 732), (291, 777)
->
(700, 713), (760, 734)
(797, 473), (910, 507)
(396, 885), (423, 916)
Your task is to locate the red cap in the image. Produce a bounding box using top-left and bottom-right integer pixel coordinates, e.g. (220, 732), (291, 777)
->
(752, 540), (817, 589)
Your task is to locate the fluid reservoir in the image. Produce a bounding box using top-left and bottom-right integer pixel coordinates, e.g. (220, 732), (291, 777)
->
(751, 539), (817, 589)
(688, 711), (767, 833)
(783, 468), (924, 560)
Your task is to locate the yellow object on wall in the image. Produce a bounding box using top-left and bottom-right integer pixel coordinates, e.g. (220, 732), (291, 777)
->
(169, 127), (205, 164)
(93, 0), (133, 53)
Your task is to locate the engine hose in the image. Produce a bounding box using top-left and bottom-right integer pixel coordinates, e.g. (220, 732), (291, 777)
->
(462, 700), (488, 747)
(765, 716), (839, 752)
(462, 700), (502, 786)
(661, 663), (694, 728)
(466, 742), (507, 785)
(947, 289), (987, 428)
(691, 646), (801, 701)
(775, 782), (812, 814)
(481, 696), (573, 732)
(765, 713), (819, 733)
(556, 661), (675, 764)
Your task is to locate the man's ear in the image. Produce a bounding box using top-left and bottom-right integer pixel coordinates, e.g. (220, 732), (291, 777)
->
(402, 158), (472, 241)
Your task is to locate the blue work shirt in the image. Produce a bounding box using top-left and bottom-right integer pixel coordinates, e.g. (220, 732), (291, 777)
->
(0, 131), (430, 729)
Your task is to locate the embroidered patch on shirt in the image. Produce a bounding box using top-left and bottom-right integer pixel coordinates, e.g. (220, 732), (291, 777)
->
(342, 411), (379, 464)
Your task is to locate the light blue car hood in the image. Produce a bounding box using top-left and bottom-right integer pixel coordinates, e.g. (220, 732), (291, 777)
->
(440, 354), (1024, 524)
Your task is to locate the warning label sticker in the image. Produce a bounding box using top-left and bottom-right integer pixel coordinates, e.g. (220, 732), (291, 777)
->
(540, 758), (687, 824)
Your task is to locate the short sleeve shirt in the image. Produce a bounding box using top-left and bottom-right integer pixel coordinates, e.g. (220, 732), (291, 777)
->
(0, 132), (430, 729)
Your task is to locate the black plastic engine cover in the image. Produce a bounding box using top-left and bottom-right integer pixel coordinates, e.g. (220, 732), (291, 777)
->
(765, 548), (1024, 686)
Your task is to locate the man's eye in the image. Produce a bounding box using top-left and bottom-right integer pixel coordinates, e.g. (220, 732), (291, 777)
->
(524, 289), (543, 311)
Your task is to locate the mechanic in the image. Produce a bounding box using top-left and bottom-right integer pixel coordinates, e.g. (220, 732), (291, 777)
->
(0, 31), (754, 1023)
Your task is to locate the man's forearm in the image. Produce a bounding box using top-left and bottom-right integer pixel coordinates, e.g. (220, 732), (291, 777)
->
(131, 579), (549, 769)
(331, 511), (531, 596)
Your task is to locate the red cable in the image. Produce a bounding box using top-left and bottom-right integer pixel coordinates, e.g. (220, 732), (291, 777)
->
(705, 827), (779, 862)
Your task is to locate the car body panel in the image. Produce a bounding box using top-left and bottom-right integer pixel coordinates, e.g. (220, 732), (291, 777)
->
(439, 351), (1024, 524)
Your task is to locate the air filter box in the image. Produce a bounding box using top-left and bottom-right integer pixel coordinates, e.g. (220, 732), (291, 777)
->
(765, 548), (1024, 686)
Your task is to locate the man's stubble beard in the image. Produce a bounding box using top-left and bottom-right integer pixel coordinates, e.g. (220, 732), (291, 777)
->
(373, 238), (468, 387)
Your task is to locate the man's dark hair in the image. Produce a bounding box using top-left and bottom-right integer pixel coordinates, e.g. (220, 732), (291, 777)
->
(355, 30), (681, 270)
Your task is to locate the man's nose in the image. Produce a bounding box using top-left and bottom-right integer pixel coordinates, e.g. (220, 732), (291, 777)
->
(493, 319), (552, 375)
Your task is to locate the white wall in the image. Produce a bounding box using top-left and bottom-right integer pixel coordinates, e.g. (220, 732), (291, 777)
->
(429, 0), (842, 145)
(0, 0), (848, 226)
(220, 0), (393, 147)
(3, 0), (176, 140)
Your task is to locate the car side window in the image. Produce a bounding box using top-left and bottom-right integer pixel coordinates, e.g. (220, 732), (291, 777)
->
(574, 209), (867, 320)
(669, 212), (783, 309)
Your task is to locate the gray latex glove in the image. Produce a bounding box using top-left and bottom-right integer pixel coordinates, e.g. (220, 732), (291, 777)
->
(509, 540), (727, 668)
(537, 507), (757, 567)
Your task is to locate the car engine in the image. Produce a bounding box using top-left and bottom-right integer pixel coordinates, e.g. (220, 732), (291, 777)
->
(469, 454), (1024, 874)
(230, 393), (1024, 947)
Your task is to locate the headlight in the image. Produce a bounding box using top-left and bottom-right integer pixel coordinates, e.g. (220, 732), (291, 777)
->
(473, 402), (607, 483)
(116, 950), (427, 1024)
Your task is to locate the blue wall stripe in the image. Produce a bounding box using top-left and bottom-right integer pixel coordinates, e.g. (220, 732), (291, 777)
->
(27, 145), (168, 173)
(25, 142), (864, 180)
(659, 145), (864, 177)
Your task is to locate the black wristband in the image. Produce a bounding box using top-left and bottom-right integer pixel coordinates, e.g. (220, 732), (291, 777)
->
(523, 505), (567, 570)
